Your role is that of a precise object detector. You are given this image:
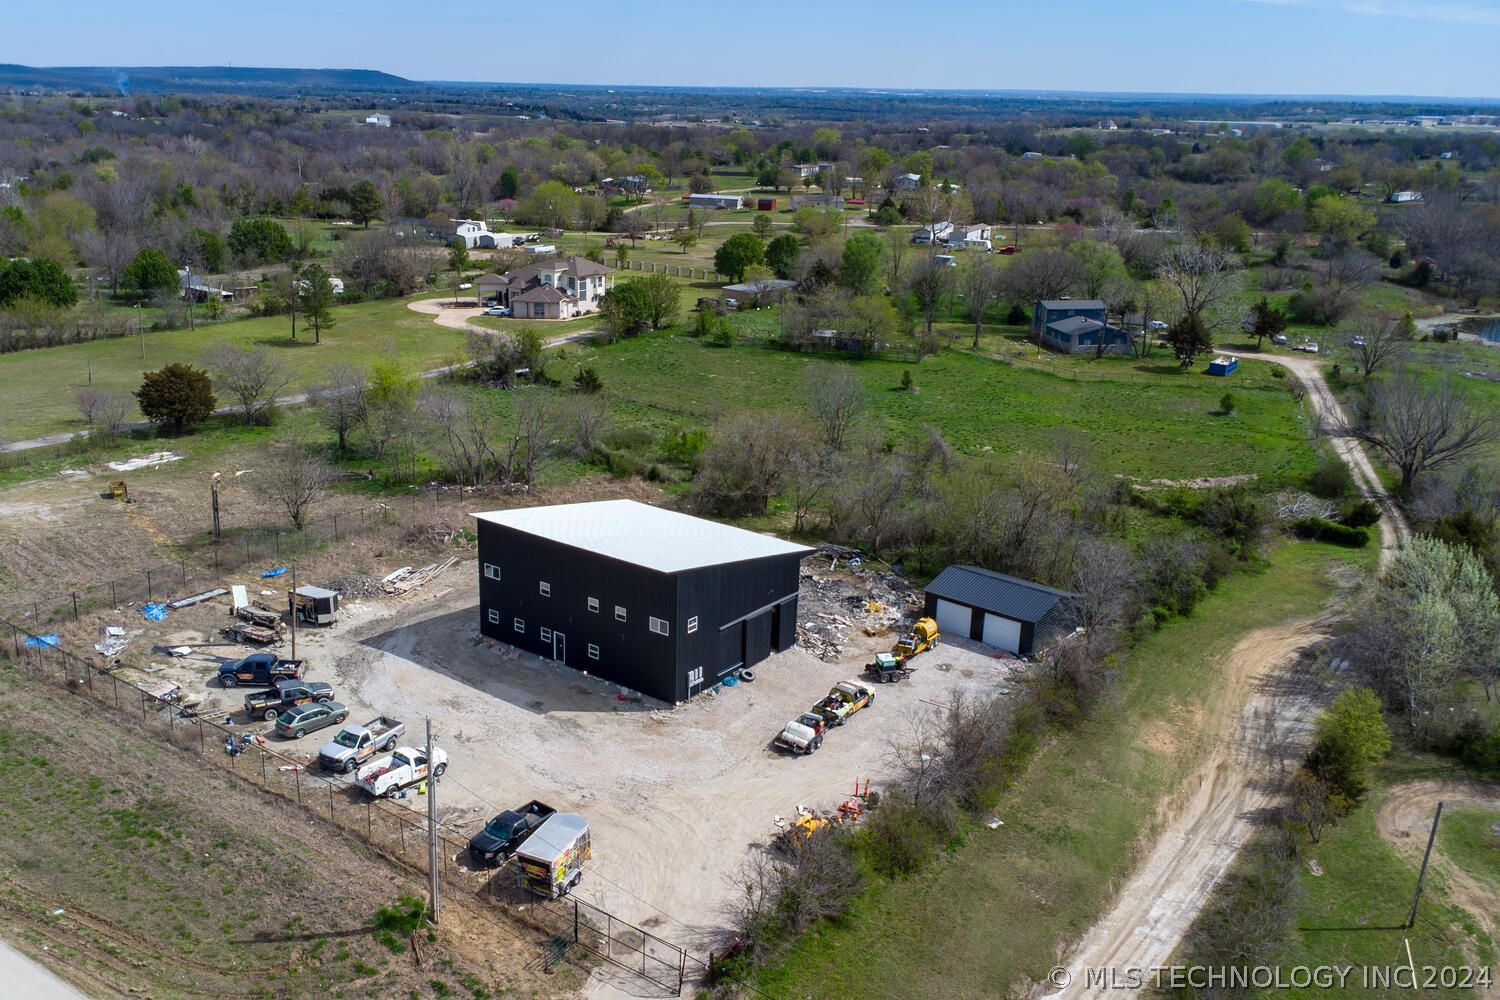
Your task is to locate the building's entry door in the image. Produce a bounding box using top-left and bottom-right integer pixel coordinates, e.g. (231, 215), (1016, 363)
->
(550, 631), (566, 663)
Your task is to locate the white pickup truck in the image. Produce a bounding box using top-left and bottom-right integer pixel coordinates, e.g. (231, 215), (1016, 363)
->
(354, 745), (448, 799)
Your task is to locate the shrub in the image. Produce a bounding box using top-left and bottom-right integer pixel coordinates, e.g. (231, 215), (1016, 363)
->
(1290, 516), (1369, 547)
(1219, 392), (1235, 415)
(1308, 454), (1356, 499)
(1339, 499), (1381, 528)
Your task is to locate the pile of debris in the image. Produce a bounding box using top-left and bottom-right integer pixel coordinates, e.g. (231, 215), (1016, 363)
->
(382, 557), (460, 595)
(796, 557), (922, 662)
(324, 575), (381, 600)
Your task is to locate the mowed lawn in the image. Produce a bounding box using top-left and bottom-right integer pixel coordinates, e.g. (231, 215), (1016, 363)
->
(0, 298), (463, 440)
(565, 329), (1318, 484)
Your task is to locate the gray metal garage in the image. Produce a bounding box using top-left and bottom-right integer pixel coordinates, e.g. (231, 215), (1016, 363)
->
(923, 565), (1079, 657)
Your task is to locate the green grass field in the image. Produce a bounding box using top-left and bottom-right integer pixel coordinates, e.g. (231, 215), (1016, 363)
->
(565, 323), (1318, 484)
(0, 298), (464, 440)
(756, 541), (1366, 998)
(1271, 760), (1498, 998)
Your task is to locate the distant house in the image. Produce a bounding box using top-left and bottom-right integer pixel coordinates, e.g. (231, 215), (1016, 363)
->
(789, 193), (844, 210)
(687, 193), (743, 210)
(721, 278), (796, 308)
(1388, 190), (1423, 203)
(480, 257), (614, 319)
(177, 268), (233, 303)
(1031, 299), (1132, 355)
(891, 172), (923, 192)
(948, 223), (992, 244)
(454, 220), (522, 249)
(912, 221), (953, 244)
(363, 113), (391, 127)
(924, 565), (1079, 657)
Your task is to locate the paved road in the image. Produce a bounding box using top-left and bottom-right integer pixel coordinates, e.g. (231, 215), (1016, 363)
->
(0, 941), (90, 1000)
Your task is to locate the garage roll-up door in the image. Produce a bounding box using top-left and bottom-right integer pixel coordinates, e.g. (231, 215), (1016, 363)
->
(981, 613), (1022, 653)
(933, 599), (971, 639)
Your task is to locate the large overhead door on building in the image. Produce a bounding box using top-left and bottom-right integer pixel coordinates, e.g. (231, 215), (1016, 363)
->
(981, 613), (1022, 653)
(933, 598), (972, 639)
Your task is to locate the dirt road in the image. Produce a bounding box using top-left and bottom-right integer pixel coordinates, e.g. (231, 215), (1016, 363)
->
(1238, 350), (1409, 563)
(1375, 780), (1500, 940)
(1047, 353), (1412, 997)
(1045, 621), (1329, 998)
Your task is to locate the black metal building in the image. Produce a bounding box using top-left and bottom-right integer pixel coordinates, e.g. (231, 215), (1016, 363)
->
(474, 500), (812, 704)
(923, 565), (1079, 656)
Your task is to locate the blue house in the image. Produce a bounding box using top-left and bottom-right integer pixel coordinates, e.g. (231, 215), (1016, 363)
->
(1031, 300), (1132, 355)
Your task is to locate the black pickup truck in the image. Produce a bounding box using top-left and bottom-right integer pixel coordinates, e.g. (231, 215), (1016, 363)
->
(218, 652), (304, 688)
(468, 801), (555, 865)
(243, 679), (334, 721)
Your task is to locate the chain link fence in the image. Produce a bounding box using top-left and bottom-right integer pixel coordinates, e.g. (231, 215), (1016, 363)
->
(1, 613), (692, 994)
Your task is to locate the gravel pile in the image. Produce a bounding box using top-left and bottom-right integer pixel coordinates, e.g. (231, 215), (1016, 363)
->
(323, 575), (382, 600)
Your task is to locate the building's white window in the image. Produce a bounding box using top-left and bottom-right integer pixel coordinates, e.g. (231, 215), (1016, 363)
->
(686, 616), (699, 634)
(649, 617), (669, 636)
(483, 563), (501, 581)
(615, 605), (627, 622)
(513, 618), (525, 633)
(587, 644), (600, 660)
(540, 627), (552, 642)
(539, 581), (551, 597)
(587, 597), (599, 613)
(487, 609), (500, 624)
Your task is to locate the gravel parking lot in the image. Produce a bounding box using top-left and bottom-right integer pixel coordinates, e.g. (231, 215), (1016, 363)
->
(127, 560), (1023, 962)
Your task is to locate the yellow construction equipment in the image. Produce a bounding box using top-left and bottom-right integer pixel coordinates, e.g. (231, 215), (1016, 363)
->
(895, 617), (940, 658)
(108, 480), (129, 502)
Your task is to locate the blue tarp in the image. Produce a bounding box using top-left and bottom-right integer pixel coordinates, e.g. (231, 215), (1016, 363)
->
(142, 603), (168, 621)
(23, 633), (59, 648)
(261, 567), (288, 579)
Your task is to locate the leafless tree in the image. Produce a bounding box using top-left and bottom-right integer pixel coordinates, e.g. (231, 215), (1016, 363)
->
(259, 446), (336, 530)
(805, 366), (864, 452)
(420, 388), (502, 488)
(906, 256), (952, 342)
(96, 389), (134, 435)
(1350, 365), (1499, 490)
(1344, 312), (1410, 379)
(999, 247), (1083, 307)
(884, 227), (910, 290)
(691, 412), (806, 517)
(74, 386), (108, 426)
(204, 340), (291, 425)
(960, 255), (1003, 348)
(558, 393), (608, 458)
(500, 393), (556, 486)
(307, 363), (367, 452)
(1286, 770), (1337, 844)
(1157, 241), (1236, 328)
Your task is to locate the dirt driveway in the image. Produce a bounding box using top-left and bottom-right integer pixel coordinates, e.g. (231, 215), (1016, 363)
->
(1046, 621), (1329, 998)
(271, 565), (1018, 969)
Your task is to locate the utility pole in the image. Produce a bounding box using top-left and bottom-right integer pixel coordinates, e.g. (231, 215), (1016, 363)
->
(288, 564), (297, 660)
(426, 716), (441, 925)
(1405, 801), (1443, 929)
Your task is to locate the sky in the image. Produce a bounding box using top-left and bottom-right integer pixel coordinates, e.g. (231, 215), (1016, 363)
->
(4, 0), (1497, 98)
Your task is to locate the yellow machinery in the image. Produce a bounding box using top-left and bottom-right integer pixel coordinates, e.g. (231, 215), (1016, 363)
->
(895, 617), (940, 658)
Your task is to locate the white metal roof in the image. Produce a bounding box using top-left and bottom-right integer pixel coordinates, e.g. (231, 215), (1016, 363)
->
(473, 499), (813, 573)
